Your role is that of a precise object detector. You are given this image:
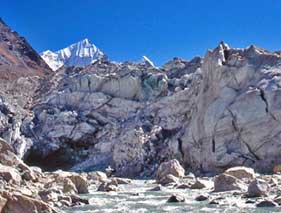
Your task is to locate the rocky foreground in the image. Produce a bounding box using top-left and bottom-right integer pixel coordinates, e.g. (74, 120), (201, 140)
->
(2, 143), (281, 212)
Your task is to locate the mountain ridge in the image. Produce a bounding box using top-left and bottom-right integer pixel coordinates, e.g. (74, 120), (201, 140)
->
(41, 38), (104, 71)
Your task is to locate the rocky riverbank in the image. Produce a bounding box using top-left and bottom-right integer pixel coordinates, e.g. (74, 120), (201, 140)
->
(2, 149), (281, 212)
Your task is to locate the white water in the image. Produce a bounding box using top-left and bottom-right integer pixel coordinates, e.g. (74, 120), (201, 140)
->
(63, 180), (280, 213)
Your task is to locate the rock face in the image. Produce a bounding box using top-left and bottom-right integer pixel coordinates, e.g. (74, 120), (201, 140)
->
(3, 18), (281, 181)
(22, 41), (281, 178)
(182, 43), (281, 174)
(0, 18), (52, 158)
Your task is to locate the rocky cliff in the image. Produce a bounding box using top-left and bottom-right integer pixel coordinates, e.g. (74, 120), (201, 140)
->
(0, 18), (52, 159)
(23, 41), (281, 178)
(1, 18), (281, 178)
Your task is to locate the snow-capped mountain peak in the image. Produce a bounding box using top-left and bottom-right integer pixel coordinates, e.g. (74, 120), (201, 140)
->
(41, 38), (104, 71)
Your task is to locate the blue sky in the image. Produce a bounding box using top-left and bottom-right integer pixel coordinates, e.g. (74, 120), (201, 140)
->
(2, 0), (281, 65)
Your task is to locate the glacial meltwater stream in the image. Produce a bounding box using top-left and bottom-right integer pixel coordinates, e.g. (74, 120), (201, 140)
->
(62, 180), (280, 213)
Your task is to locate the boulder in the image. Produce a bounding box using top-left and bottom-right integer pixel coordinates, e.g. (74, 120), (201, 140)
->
(70, 194), (89, 205)
(87, 171), (108, 183)
(158, 174), (179, 185)
(0, 195), (7, 212)
(38, 190), (59, 203)
(148, 185), (163, 191)
(69, 175), (89, 194)
(63, 178), (78, 194)
(167, 194), (185, 203)
(189, 179), (206, 189)
(156, 159), (185, 183)
(0, 165), (21, 184)
(97, 182), (118, 192)
(213, 174), (247, 192)
(224, 167), (255, 181)
(246, 179), (269, 198)
(111, 177), (132, 184)
(177, 183), (190, 189)
(274, 196), (281, 205)
(256, 200), (278, 207)
(195, 194), (209, 201)
(0, 191), (58, 213)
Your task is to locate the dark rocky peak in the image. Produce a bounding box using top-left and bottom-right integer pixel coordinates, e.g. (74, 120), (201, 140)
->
(0, 18), (52, 79)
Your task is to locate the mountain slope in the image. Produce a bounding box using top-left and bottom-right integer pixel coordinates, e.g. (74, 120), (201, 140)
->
(41, 38), (104, 71)
(0, 18), (52, 80)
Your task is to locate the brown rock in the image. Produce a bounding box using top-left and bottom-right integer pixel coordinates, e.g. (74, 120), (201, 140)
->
(256, 200), (278, 207)
(224, 167), (255, 181)
(97, 182), (118, 192)
(69, 175), (89, 194)
(38, 190), (59, 203)
(0, 165), (21, 184)
(190, 180), (206, 189)
(195, 194), (209, 201)
(1, 191), (58, 213)
(246, 179), (269, 198)
(148, 185), (163, 191)
(87, 171), (108, 183)
(176, 183), (190, 189)
(0, 195), (7, 212)
(167, 194), (185, 203)
(70, 194), (89, 205)
(111, 177), (132, 184)
(158, 174), (179, 185)
(63, 178), (78, 194)
(214, 174), (247, 192)
(156, 159), (185, 183)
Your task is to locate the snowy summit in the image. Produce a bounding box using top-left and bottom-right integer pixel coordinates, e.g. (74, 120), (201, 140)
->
(41, 38), (104, 71)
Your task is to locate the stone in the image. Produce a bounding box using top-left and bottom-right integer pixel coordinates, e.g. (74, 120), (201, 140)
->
(70, 194), (89, 205)
(38, 190), (59, 203)
(1, 192), (58, 213)
(0, 165), (21, 184)
(189, 179), (206, 189)
(167, 194), (185, 203)
(69, 175), (89, 194)
(195, 194), (209, 201)
(148, 185), (163, 191)
(158, 174), (179, 186)
(87, 171), (108, 183)
(111, 177), (132, 184)
(256, 200), (278, 207)
(156, 159), (185, 183)
(209, 199), (220, 205)
(274, 196), (281, 205)
(97, 182), (118, 192)
(224, 167), (255, 181)
(213, 174), (247, 192)
(177, 183), (190, 189)
(63, 178), (78, 194)
(0, 195), (7, 212)
(246, 179), (269, 198)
